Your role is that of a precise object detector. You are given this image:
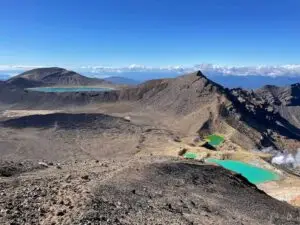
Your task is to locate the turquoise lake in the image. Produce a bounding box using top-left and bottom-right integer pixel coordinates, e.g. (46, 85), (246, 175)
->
(27, 87), (113, 93)
(206, 158), (279, 184)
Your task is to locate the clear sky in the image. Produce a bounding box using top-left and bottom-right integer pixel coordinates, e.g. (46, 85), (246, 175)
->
(1, 0), (300, 67)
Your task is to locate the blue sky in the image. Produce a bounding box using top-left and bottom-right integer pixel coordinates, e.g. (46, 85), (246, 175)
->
(1, 0), (300, 69)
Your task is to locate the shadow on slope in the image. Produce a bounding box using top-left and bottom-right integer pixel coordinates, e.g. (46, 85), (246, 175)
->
(1, 113), (129, 130)
(289, 83), (300, 106)
(6, 77), (45, 88)
(0, 161), (47, 177)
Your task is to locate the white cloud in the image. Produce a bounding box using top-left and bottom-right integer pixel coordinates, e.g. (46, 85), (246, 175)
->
(0, 65), (45, 70)
(190, 64), (300, 77)
(1, 64), (300, 77)
(77, 64), (300, 77)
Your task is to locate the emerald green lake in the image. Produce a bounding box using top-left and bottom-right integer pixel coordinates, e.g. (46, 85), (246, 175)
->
(206, 158), (279, 184)
(206, 134), (224, 147)
(184, 152), (198, 159)
(27, 87), (113, 93)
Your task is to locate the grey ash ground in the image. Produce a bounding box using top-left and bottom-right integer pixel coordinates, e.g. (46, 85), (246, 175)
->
(1, 158), (300, 225)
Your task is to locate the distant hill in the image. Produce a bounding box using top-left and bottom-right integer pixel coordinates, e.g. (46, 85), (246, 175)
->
(103, 76), (140, 85)
(7, 67), (109, 88)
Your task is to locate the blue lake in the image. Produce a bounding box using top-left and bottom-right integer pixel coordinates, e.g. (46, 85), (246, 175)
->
(206, 158), (279, 184)
(27, 87), (114, 93)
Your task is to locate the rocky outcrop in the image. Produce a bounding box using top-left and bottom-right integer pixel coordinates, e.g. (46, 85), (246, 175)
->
(256, 83), (300, 128)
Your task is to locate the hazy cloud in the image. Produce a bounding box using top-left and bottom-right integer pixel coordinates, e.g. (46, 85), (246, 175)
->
(1, 64), (300, 77)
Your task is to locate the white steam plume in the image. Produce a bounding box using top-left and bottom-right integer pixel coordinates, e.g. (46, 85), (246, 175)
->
(271, 149), (300, 168)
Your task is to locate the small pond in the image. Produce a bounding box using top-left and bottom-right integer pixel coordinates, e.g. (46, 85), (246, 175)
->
(206, 158), (279, 184)
(205, 134), (224, 147)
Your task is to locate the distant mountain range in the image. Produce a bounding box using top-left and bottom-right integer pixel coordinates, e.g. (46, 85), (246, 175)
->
(0, 74), (10, 81)
(211, 75), (300, 89)
(103, 76), (140, 85)
(82, 71), (299, 89)
(101, 74), (300, 89)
